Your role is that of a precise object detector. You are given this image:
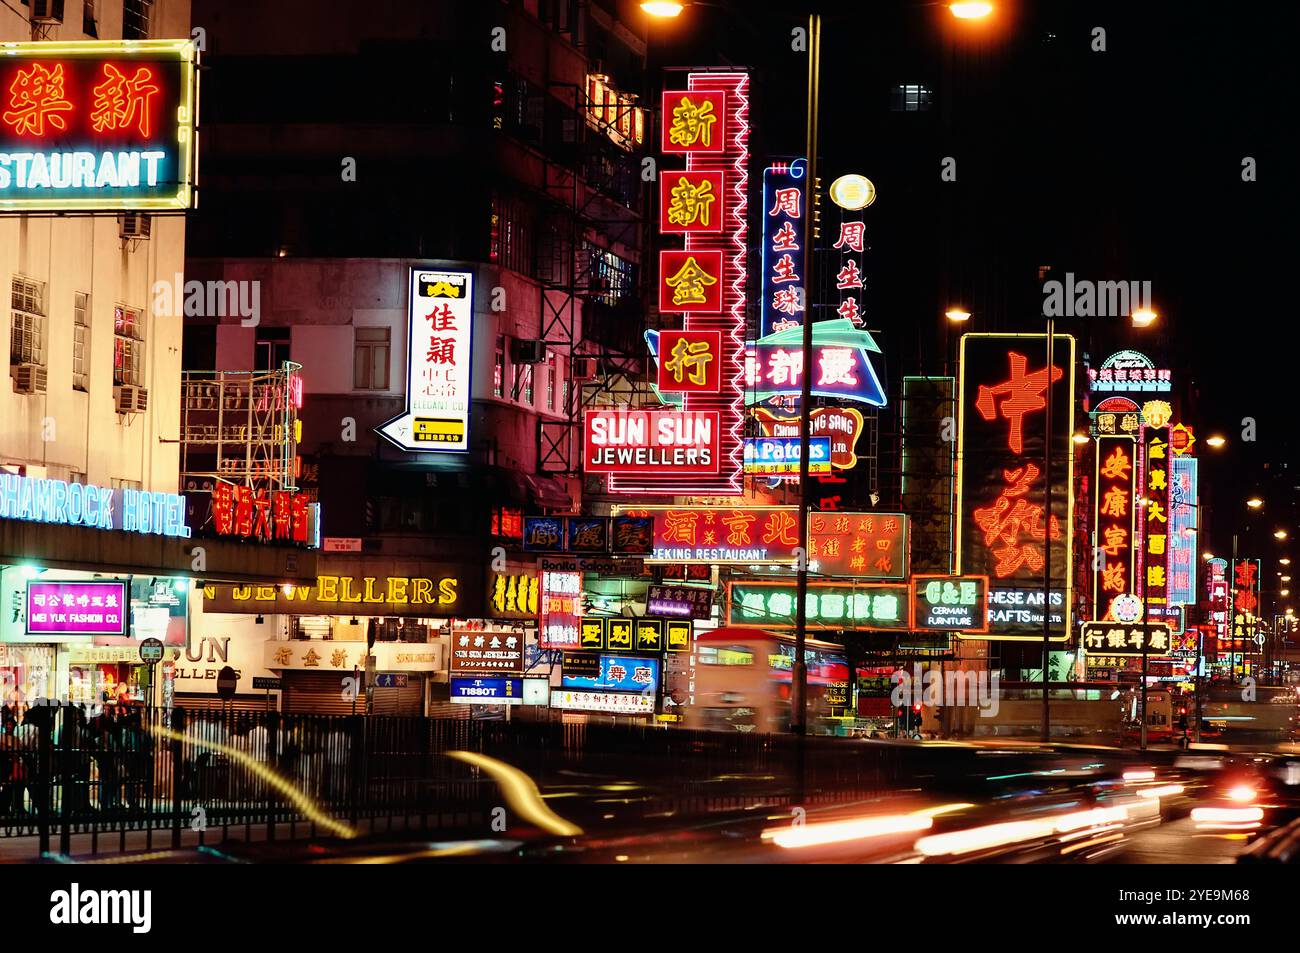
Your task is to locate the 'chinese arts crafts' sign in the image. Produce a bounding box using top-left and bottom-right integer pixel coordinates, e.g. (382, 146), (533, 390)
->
(1093, 435), (1136, 617)
(0, 39), (197, 211)
(728, 580), (911, 631)
(377, 268), (474, 453)
(26, 581), (127, 636)
(956, 334), (1075, 641)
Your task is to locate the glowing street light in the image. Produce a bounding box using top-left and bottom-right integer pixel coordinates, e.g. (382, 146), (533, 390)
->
(1202, 552), (1215, 561)
(640, 1), (685, 16)
(945, 307), (971, 322)
(1131, 308), (1158, 327)
(1072, 433), (1089, 445)
(1205, 435), (1226, 448)
(1277, 529), (1289, 540)
(1282, 558), (1292, 566)
(1247, 497), (1264, 509)
(949, 1), (994, 18)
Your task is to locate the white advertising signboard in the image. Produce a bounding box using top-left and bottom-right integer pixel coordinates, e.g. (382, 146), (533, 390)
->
(377, 268), (474, 453)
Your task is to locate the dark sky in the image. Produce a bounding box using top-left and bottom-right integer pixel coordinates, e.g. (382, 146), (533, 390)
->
(643, 0), (1300, 565)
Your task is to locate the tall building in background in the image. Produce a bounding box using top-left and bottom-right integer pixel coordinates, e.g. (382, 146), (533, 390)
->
(185, 0), (649, 714)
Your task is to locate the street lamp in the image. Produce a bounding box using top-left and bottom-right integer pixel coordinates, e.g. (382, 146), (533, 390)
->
(1205, 435), (1227, 448)
(640, 1), (685, 16)
(1131, 308), (1158, 327)
(945, 307), (971, 322)
(1276, 529), (1288, 540)
(1072, 432), (1089, 445)
(1247, 497), (1264, 509)
(949, 1), (994, 17)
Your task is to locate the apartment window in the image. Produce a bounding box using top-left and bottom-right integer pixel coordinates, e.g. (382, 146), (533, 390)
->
(83, 0), (98, 37)
(353, 326), (390, 390)
(113, 304), (145, 387)
(489, 191), (536, 278)
(111, 477), (142, 491)
(513, 362), (533, 406)
(545, 351), (556, 411)
(73, 292), (90, 391)
(255, 327), (291, 372)
(122, 0), (151, 40)
(586, 243), (635, 306)
(10, 277), (46, 367)
(493, 335), (505, 398)
(890, 84), (933, 112)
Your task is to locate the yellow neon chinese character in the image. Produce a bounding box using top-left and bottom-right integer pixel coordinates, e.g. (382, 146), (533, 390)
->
(665, 255), (718, 306)
(664, 337), (714, 385)
(667, 175), (716, 227)
(668, 95), (718, 148)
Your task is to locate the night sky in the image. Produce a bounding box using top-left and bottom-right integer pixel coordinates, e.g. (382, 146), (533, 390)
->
(643, 0), (1300, 566)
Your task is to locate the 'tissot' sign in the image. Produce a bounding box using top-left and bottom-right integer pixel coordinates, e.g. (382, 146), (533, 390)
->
(0, 40), (197, 212)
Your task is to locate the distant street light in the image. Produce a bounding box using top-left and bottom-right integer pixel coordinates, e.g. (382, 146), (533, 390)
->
(1205, 435), (1226, 448)
(949, 1), (994, 17)
(1072, 432), (1089, 445)
(945, 307), (971, 322)
(1282, 558), (1292, 566)
(640, 1), (685, 16)
(1202, 552), (1215, 560)
(1131, 308), (1158, 327)
(1248, 497), (1264, 509)
(1277, 529), (1289, 540)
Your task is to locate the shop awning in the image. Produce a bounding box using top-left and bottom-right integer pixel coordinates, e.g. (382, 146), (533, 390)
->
(522, 474), (573, 510)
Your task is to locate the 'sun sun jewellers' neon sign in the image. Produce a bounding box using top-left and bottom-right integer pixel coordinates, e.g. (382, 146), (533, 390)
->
(0, 472), (190, 537)
(0, 39), (197, 211)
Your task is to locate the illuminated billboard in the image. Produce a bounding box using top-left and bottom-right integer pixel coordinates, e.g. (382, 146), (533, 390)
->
(1140, 425), (1172, 612)
(1093, 435), (1136, 619)
(956, 334), (1075, 641)
(377, 269), (474, 453)
(1169, 456), (1198, 606)
(760, 159), (806, 337)
(0, 39), (197, 212)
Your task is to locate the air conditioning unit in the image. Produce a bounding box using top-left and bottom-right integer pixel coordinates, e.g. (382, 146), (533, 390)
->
(512, 339), (546, 364)
(119, 213), (151, 240)
(571, 356), (599, 380)
(11, 364), (47, 395)
(30, 0), (62, 24)
(114, 385), (149, 415)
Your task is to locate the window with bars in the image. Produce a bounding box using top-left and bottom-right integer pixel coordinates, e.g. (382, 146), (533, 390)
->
(10, 276), (45, 367)
(494, 335), (505, 398)
(353, 326), (390, 390)
(122, 0), (151, 40)
(586, 243), (635, 306)
(513, 362), (534, 406)
(73, 292), (90, 391)
(113, 304), (145, 387)
(890, 84), (933, 112)
(490, 192), (536, 278)
(545, 351), (556, 411)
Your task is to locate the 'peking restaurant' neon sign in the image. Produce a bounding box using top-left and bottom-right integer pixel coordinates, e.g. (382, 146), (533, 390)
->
(956, 334), (1075, 642)
(1093, 435), (1136, 619)
(0, 40), (197, 211)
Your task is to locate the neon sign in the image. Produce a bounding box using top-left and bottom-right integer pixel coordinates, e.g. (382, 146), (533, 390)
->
(612, 72), (748, 496)
(583, 409), (720, 476)
(1168, 456), (1198, 606)
(0, 40), (196, 211)
(752, 406), (865, 470)
(1087, 349), (1171, 393)
(728, 580), (911, 631)
(657, 329), (721, 393)
(745, 318), (887, 407)
(956, 333), (1075, 641)
(1093, 435), (1136, 615)
(744, 436), (830, 475)
(660, 170), (723, 233)
(1141, 426), (1171, 611)
(377, 268), (474, 453)
(641, 505), (801, 564)
(0, 472), (189, 537)
(760, 159), (806, 336)
(912, 575), (989, 633)
(539, 569), (582, 649)
(209, 483), (310, 544)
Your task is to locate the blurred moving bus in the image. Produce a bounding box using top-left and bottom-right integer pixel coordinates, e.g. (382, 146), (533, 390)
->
(685, 626), (850, 735)
(1199, 683), (1299, 742)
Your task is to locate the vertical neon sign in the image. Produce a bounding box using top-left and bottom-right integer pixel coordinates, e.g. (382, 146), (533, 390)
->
(1093, 434), (1136, 618)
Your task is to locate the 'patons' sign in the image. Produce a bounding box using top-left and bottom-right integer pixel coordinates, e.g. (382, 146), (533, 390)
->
(0, 39), (198, 211)
(0, 472), (190, 538)
(203, 567), (469, 617)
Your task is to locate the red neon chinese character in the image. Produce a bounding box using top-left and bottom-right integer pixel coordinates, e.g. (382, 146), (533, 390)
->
(835, 297), (860, 323)
(972, 463), (1062, 577)
(835, 260), (863, 289)
(722, 510), (756, 546)
(771, 288), (803, 316)
(211, 482), (234, 535)
(832, 221), (865, 253)
(974, 352), (1064, 455)
(769, 187), (801, 218)
(771, 221), (799, 251)
(661, 511), (700, 546)
(771, 253), (799, 284)
(762, 510), (799, 546)
(90, 64), (159, 137)
(2, 63), (73, 137)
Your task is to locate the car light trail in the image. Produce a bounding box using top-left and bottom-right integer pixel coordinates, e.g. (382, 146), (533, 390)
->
(446, 751), (584, 837)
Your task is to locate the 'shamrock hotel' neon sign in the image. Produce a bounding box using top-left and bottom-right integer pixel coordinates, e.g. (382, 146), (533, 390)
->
(0, 473), (191, 538)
